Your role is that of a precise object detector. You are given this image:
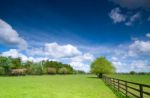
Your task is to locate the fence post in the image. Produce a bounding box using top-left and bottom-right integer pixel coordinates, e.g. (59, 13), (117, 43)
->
(125, 81), (128, 97)
(118, 80), (119, 91)
(140, 84), (143, 98)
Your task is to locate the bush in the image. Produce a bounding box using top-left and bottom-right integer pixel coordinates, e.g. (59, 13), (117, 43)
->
(10, 68), (27, 76)
(48, 67), (56, 74)
(130, 71), (136, 75)
(0, 67), (5, 75)
(30, 63), (43, 75)
(58, 67), (68, 74)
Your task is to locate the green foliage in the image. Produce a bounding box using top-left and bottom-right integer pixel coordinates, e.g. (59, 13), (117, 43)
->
(58, 67), (68, 74)
(11, 58), (22, 69)
(74, 70), (86, 74)
(30, 63), (43, 75)
(0, 67), (5, 75)
(130, 71), (136, 75)
(0, 56), (75, 75)
(91, 57), (115, 78)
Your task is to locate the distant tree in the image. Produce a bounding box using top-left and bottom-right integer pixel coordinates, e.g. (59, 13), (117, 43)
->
(30, 63), (43, 75)
(0, 56), (12, 75)
(24, 61), (33, 74)
(130, 71), (136, 75)
(58, 67), (68, 74)
(0, 67), (5, 75)
(90, 57), (116, 78)
(74, 70), (86, 74)
(11, 58), (22, 69)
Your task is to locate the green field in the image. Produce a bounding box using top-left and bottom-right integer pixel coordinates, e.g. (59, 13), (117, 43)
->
(108, 74), (150, 85)
(0, 75), (116, 98)
(107, 74), (150, 98)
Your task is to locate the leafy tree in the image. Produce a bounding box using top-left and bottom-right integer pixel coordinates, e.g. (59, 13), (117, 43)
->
(30, 63), (43, 75)
(130, 71), (136, 75)
(0, 56), (12, 75)
(11, 58), (22, 69)
(58, 67), (68, 74)
(91, 57), (115, 78)
(0, 67), (5, 75)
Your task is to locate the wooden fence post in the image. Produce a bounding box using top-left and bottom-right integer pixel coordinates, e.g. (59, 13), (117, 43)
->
(118, 80), (119, 91)
(140, 84), (143, 98)
(125, 81), (128, 97)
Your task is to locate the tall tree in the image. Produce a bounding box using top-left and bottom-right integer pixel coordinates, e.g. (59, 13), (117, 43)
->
(91, 57), (115, 78)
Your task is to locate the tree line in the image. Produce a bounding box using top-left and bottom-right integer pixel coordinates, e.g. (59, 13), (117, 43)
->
(0, 56), (83, 76)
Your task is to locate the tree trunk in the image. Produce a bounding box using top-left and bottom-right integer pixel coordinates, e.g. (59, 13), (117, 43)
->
(98, 73), (103, 78)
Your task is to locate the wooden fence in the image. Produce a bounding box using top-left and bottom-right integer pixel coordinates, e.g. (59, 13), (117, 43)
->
(102, 75), (150, 98)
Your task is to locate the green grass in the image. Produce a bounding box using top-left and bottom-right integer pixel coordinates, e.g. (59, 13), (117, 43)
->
(107, 74), (150, 98)
(108, 74), (150, 85)
(0, 75), (117, 98)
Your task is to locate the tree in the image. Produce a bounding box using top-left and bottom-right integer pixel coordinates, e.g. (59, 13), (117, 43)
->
(58, 67), (68, 74)
(0, 56), (12, 75)
(130, 71), (136, 75)
(90, 57), (115, 78)
(30, 63), (43, 75)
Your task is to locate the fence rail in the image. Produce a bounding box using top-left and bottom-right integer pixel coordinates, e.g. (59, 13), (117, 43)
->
(102, 75), (150, 98)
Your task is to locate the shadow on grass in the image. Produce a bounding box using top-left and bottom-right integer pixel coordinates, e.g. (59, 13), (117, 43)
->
(103, 81), (129, 98)
(87, 76), (99, 79)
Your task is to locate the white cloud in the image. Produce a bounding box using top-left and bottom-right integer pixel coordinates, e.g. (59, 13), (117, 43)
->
(146, 33), (150, 38)
(129, 40), (150, 56)
(0, 19), (28, 50)
(28, 57), (49, 62)
(109, 7), (126, 23)
(125, 12), (141, 26)
(70, 53), (94, 62)
(69, 53), (94, 72)
(1, 49), (52, 62)
(70, 61), (90, 72)
(110, 0), (150, 9)
(1, 49), (28, 62)
(44, 42), (82, 58)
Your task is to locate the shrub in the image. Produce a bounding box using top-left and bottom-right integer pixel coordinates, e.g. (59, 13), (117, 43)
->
(30, 63), (43, 75)
(130, 71), (136, 75)
(10, 68), (27, 76)
(48, 67), (56, 74)
(58, 67), (68, 74)
(0, 67), (5, 75)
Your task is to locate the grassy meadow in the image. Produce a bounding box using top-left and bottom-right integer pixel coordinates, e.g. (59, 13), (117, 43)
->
(108, 74), (150, 85)
(107, 74), (150, 98)
(0, 75), (117, 98)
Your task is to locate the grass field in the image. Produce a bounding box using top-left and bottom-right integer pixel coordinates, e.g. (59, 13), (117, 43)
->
(108, 74), (150, 85)
(0, 75), (116, 98)
(107, 74), (150, 98)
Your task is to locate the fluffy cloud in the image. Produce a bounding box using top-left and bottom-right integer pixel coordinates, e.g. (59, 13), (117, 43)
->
(129, 40), (150, 56)
(125, 12), (141, 26)
(70, 53), (94, 62)
(110, 0), (150, 9)
(1, 49), (28, 61)
(109, 8), (141, 26)
(1, 49), (51, 62)
(70, 62), (90, 72)
(69, 53), (94, 72)
(28, 42), (82, 58)
(146, 33), (150, 38)
(109, 7), (126, 23)
(0, 19), (28, 49)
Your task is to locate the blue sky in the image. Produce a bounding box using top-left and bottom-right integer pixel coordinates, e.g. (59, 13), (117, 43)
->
(0, 0), (150, 72)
